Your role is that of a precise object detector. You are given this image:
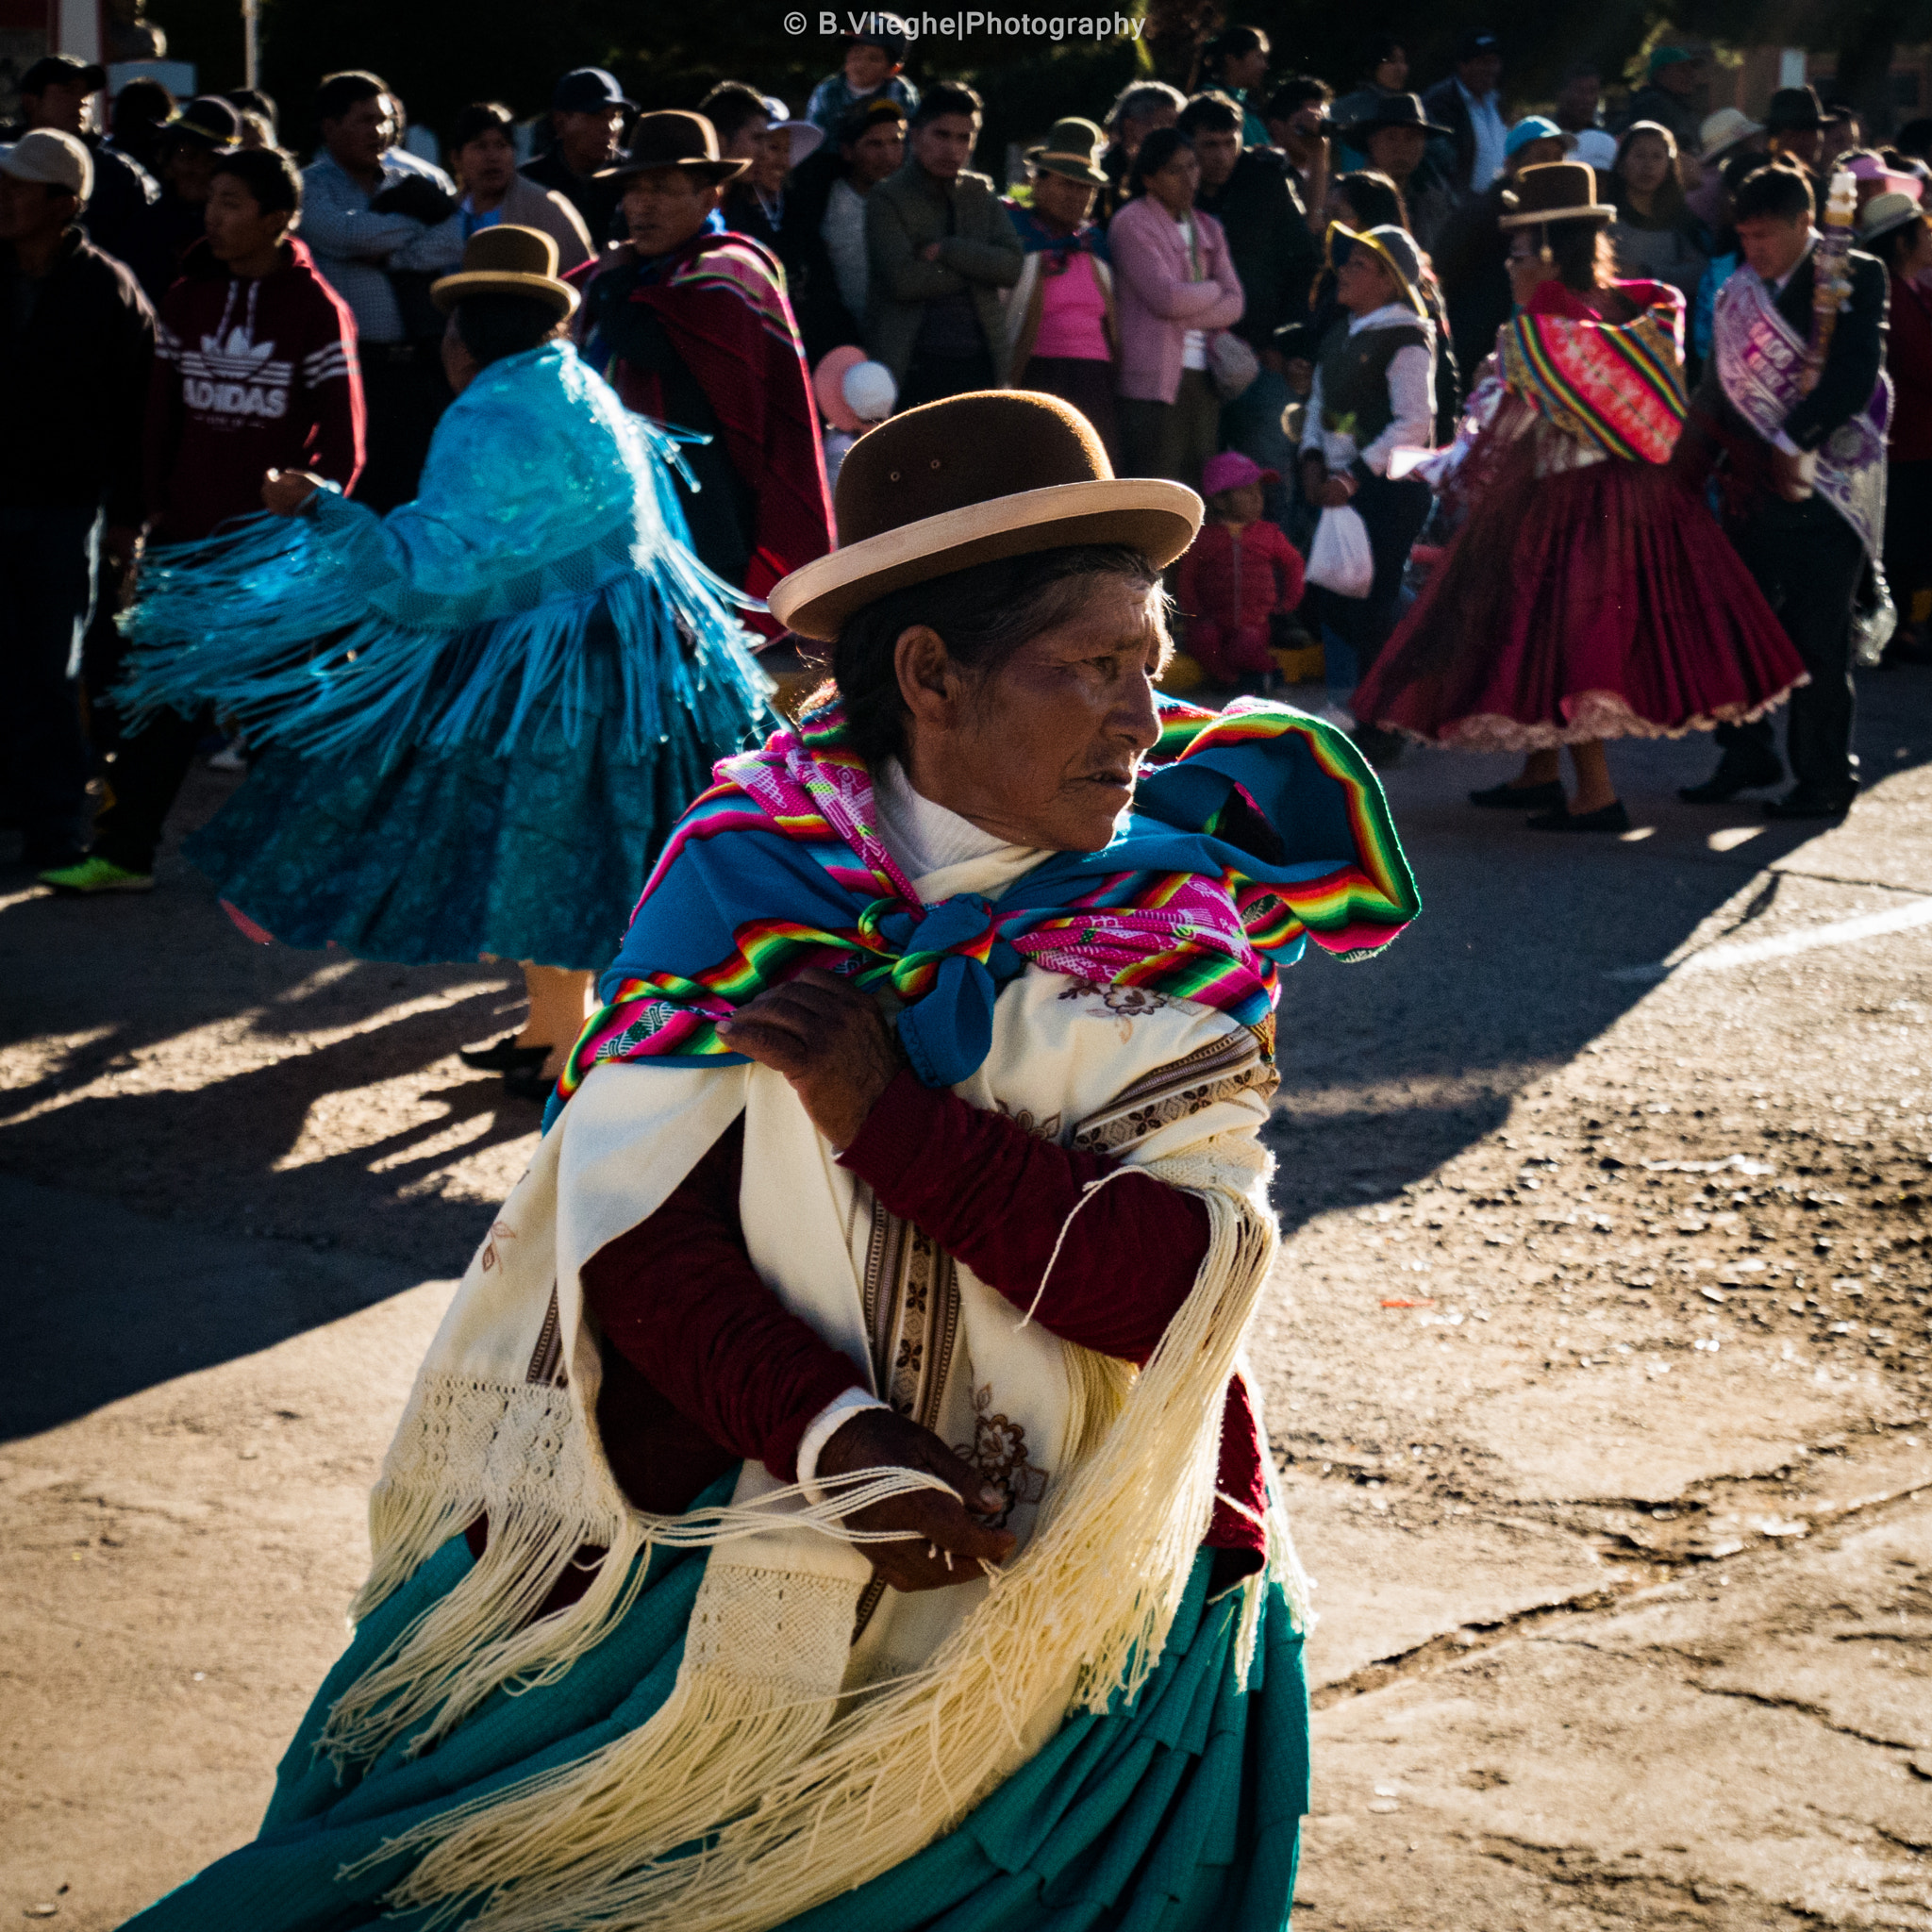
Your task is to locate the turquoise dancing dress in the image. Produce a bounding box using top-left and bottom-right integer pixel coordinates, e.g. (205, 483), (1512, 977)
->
(119, 340), (777, 969)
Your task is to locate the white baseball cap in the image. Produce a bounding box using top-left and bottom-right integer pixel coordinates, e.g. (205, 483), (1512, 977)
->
(1570, 127), (1618, 173)
(0, 126), (92, 201)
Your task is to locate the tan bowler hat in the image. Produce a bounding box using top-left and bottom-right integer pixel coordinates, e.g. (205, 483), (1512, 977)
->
(430, 225), (579, 319)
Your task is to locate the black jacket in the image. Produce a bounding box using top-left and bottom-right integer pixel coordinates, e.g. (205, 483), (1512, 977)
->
(1194, 147), (1319, 349)
(80, 136), (158, 279)
(1676, 247), (1888, 513)
(1432, 177), (1511, 382)
(749, 146), (869, 365)
(521, 148), (625, 251)
(0, 227), (154, 522)
(1419, 76), (1481, 199)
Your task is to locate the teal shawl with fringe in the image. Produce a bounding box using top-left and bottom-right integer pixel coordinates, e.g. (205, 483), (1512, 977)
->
(115, 339), (770, 764)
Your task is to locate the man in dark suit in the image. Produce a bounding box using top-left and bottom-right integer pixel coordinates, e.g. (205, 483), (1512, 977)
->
(1675, 163), (1889, 821)
(1420, 29), (1505, 205)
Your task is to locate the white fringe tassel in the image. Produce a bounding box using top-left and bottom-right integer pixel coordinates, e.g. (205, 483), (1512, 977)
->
(366, 1140), (1280, 1932)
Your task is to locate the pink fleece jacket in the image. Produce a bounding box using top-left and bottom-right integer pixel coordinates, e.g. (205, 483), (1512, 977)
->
(1105, 194), (1245, 404)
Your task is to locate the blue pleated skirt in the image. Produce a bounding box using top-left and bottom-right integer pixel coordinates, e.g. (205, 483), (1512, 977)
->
(121, 1474), (1308, 1932)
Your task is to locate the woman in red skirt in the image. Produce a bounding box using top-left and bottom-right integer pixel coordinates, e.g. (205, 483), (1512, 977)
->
(1352, 162), (1806, 829)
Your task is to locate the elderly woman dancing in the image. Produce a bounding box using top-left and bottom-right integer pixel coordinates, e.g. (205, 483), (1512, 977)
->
(120, 391), (1419, 1932)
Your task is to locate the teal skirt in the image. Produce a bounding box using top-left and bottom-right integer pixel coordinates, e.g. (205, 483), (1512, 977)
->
(123, 1474), (1308, 1930)
(182, 604), (774, 973)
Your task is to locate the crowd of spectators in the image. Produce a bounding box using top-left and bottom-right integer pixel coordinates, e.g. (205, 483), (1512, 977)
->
(5, 28), (1932, 882)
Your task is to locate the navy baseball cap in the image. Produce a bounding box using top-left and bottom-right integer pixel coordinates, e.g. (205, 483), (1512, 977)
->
(552, 67), (636, 114)
(21, 54), (108, 93)
(847, 25), (909, 59)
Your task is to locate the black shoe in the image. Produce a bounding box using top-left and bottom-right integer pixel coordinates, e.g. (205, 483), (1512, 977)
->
(458, 1034), (552, 1074)
(18, 838), (85, 872)
(1470, 779), (1566, 811)
(1351, 724), (1405, 769)
(1678, 754), (1783, 804)
(1527, 800), (1631, 832)
(1763, 786), (1855, 822)
(502, 1061), (559, 1103)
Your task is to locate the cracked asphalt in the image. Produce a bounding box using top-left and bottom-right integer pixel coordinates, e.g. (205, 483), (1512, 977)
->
(4, 669), (1930, 1928)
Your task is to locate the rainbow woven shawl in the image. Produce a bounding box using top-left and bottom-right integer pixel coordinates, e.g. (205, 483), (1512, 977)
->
(550, 696), (1419, 1121)
(1499, 285), (1687, 464)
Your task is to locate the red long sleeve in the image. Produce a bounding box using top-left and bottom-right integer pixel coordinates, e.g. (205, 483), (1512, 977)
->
(579, 1079), (1267, 1564)
(580, 1118), (865, 1507)
(1255, 519), (1306, 616)
(839, 1070), (1208, 1360)
(840, 1072), (1265, 1560)
(301, 282), (365, 494)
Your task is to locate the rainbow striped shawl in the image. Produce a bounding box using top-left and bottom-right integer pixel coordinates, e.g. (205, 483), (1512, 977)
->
(551, 696), (1419, 1119)
(1499, 282), (1687, 464)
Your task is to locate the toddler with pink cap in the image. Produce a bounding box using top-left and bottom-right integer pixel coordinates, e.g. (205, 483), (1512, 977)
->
(1174, 450), (1307, 691)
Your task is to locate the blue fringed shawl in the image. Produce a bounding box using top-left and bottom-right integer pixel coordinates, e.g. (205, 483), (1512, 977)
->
(117, 340), (771, 762)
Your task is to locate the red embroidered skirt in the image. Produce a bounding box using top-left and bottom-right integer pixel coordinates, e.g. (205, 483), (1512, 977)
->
(1354, 434), (1807, 751)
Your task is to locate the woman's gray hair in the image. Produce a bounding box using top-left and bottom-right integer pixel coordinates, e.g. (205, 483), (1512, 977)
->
(1107, 81), (1187, 133)
(819, 545), (1165, 770)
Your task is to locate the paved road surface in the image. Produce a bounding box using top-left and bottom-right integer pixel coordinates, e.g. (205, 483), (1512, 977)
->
(4, 675), (1929, 1929)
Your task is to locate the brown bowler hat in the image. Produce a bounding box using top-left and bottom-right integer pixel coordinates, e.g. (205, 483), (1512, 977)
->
(597, 109), (747, 184)
(431, 225), (579, 318)
(767, 391), (1201, 641)
(1498, 160), (1614, 228)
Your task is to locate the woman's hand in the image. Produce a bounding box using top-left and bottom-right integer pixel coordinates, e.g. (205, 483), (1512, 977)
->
(261, 469), (323, 517)
(1315, 473), (1357, 509)
(716, 966), (903, 1147)
(815, 1407), (1016, 1592)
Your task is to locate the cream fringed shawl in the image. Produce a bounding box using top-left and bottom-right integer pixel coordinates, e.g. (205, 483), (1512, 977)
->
(329, 962), (1298, 1932)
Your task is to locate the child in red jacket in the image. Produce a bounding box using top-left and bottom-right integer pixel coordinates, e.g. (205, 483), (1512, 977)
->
(1175, 449), (1305, 691)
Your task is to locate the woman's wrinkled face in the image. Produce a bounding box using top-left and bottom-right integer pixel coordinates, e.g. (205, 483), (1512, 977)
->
(897, 574), (1170, 851)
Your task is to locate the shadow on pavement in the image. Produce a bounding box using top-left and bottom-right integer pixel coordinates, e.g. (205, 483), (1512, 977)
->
(1261, 666), (1932, 1233)
(0, 1171), (435, 1441)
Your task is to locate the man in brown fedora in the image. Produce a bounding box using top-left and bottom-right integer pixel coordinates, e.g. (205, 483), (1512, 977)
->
(1342, 92), (1457, 251)
(1764, 84), (1827, 211)
(572, 109), (830, 637)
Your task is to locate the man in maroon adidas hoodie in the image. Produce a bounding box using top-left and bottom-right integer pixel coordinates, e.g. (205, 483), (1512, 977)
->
(50, 144), (366, 895)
